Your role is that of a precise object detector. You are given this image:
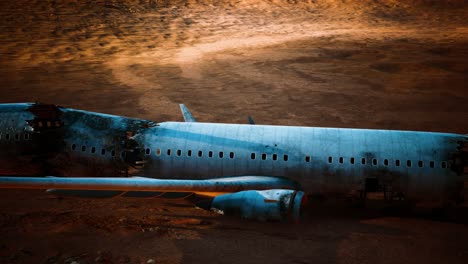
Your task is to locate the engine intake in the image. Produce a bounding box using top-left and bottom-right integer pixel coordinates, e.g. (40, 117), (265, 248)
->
(197, 189), (306, 222)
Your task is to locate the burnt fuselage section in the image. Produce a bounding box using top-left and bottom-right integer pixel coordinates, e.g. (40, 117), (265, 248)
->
(0, 103), (154, 177)
(0, 103), (467, 204)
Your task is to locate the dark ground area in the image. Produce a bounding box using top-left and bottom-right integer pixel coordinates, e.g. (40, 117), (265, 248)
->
(0, 0), (467, 263)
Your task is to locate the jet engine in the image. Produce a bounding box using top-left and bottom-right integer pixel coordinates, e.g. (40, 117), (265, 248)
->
(196, 189), (306, 222)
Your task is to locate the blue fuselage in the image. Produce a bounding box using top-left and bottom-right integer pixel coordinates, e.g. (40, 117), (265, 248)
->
(0, 103), (466, 203)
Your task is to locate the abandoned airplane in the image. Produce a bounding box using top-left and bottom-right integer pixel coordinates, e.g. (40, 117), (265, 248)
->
(0, 103), (466, 221)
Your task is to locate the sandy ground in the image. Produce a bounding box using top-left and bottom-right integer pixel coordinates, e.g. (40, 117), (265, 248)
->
(0, 0), (468, 263)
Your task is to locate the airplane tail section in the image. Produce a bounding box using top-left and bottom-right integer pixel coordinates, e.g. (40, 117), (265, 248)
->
(179, 104), (196, 122)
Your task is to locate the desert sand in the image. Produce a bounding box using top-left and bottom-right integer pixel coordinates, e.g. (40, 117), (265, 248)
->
(0, 0), (467, 263)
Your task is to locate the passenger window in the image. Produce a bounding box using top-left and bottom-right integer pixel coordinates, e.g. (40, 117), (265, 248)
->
(156, 149), (161, 156)
(372, 159), (377, 166)
(339, 157), (344, 164)
(219, 152), (224, 158)
(177, 150), (181, 156)
(15, 134), (19, 140)
(167, 149), (171, 156)
(91, 147), (96, 154)
(407, 160), (412, 167)
(350, 157), (355, 164)
(328, 157), (333, 163)
(396, 160), (400, 166)
(230, 152), (235, 159)
(188, 150), (192, 157)
(429, 161), (434, 168)
(441, 161), (447, 168)
(72, 144), (76, 150)
(361, 158), (366, 165)
(24, 133), (29, 140)
(5, 134), (10, 140)
(272, 154), (277, 161)
(101, 149), (106, 155)
(209, 151), (213, 158)
(146, 148), (151, 155)
(284, 154), (288, 161)
(262, 153), (267, 160)
(111, 150), (116, 157)
(305, 156), (310, 162)
(198, 150), (203, 157)
(82, 146), (86, 152)
(251, 153), (256, 160)
(418, 161), (423, 168)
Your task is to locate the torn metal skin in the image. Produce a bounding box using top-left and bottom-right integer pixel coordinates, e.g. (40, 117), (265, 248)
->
(0, 103), (154, 178)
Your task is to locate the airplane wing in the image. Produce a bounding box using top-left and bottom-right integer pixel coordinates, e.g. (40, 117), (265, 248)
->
(0, 175), (299, 194)
(0, 176), (305, 222)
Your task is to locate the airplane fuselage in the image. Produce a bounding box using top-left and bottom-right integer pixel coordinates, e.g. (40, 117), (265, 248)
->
(1, 103), (466, 204)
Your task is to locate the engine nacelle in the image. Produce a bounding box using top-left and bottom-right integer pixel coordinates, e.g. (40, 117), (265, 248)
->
(197, 189), (306, 222)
